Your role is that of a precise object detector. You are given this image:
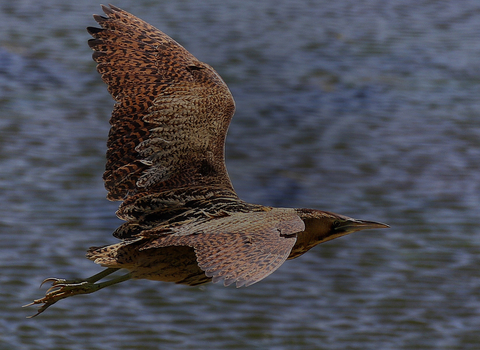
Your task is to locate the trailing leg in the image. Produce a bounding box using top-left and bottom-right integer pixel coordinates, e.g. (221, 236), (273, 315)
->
(24, 268), (131, 318)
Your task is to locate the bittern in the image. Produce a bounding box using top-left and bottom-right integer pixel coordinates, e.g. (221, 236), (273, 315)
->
(25, 5), (388, 317)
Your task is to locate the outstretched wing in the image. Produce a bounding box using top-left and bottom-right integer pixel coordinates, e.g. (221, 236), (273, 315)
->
(87, 5), (236, 211)
(139, 210), (305, 287)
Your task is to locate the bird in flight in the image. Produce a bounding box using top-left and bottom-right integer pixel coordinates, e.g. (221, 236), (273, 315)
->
(25, 4), (388, 317)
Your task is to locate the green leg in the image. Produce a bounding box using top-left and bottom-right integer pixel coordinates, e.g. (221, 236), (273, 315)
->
(41, 267), (121, 288)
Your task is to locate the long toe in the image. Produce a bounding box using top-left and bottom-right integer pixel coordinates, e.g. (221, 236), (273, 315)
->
(25, 280), (101, 317)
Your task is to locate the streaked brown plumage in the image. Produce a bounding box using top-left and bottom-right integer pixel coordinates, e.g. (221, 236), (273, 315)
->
(26, 5), (388, 317)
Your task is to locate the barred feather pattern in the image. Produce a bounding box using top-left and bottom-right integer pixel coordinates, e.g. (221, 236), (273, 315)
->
(88, 5), (236, 205)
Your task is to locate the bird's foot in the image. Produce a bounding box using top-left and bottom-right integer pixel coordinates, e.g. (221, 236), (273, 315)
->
(23, 277), (101, 318)
(24, 269), (130, 318)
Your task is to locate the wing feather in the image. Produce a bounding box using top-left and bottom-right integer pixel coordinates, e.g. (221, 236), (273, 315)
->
(88, 5), (236, 210)
(137, 210), (305, 287)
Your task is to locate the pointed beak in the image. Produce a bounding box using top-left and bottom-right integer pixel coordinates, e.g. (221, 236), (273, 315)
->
(335, 219), (389, 233)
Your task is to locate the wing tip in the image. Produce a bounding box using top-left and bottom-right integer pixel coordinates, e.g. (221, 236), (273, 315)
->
(99, 4), (125, 17)
(101, 4), (114, 16)
(108, 4), (124, 12)
(86, 26), (103, 35)
(93, 4), (123, 23)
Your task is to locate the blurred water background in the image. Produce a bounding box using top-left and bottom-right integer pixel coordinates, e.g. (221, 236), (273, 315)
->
(1, 0), (480, 349)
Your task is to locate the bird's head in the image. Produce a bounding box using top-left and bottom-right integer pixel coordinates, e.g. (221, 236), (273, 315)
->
(288, 208), (389, 259)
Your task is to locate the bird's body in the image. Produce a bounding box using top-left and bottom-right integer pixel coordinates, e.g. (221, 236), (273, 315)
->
(26, 5), (388, 317)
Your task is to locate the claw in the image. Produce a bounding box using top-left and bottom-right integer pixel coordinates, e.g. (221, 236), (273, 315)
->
(22, 301), (35, 308)
(25, 268), (129, 317)
(45, 285), (61, 294)
(40, 277), (59, 286)
(22, 278), (65, 317)
(25, 278), (92, 318)
(40, 278), (61, 289)
(27, 312), (41, 319)
(23, 294), (61, 318)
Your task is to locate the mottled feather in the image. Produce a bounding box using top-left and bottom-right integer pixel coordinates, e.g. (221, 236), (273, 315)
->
(87, 5), (236, 207)
(136, 210), (305, 287)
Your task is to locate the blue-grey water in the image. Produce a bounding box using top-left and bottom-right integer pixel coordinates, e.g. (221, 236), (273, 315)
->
(1, 1), (479, 349)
